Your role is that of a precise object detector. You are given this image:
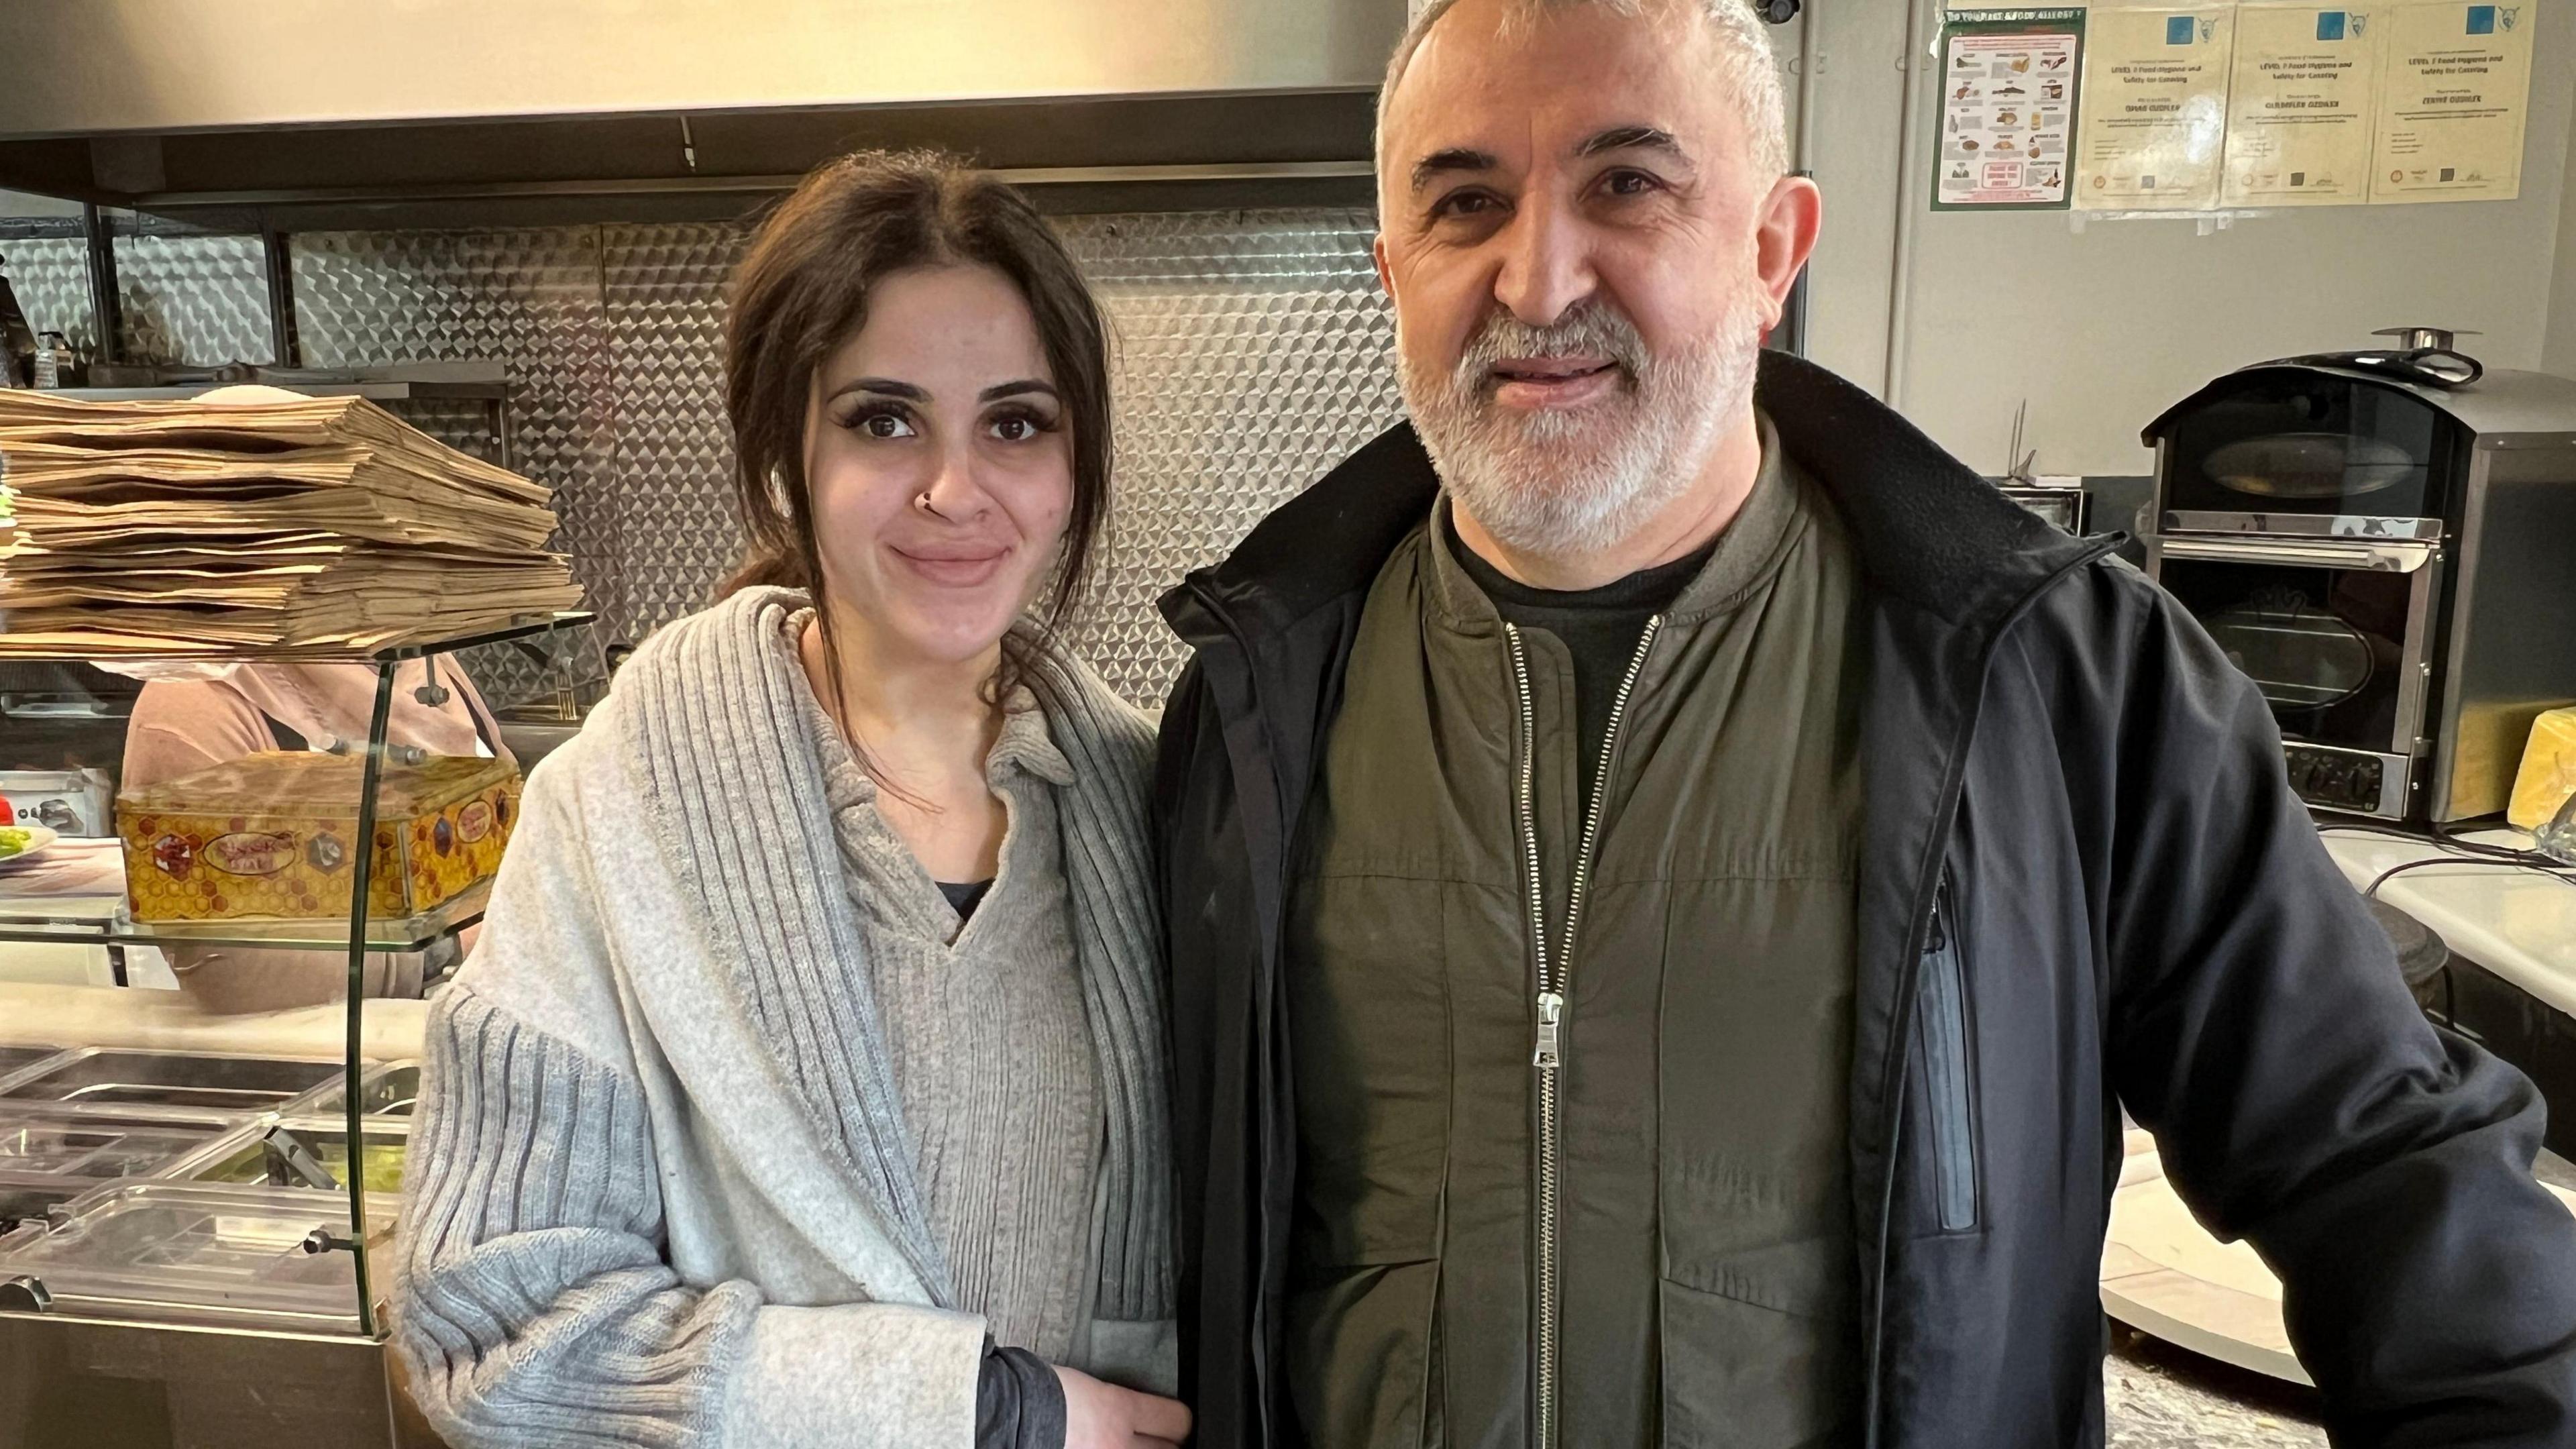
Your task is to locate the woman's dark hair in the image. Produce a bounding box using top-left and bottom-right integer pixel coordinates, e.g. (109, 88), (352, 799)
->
(718, 150), (1112, 744)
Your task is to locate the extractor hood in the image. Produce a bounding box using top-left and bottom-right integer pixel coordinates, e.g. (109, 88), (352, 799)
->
(0, 0), (1401, 226)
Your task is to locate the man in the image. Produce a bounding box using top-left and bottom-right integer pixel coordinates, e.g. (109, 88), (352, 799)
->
(1154, 0), (2576, 1444)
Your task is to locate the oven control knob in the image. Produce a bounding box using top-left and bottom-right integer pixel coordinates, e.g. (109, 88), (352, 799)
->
(2284, 749), (2314, 794)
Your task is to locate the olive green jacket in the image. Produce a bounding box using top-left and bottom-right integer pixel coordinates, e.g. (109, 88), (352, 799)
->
(1285, 434), (1869, 1448)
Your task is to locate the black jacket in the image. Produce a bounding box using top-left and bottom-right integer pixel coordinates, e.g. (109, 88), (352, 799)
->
(1153, 352), (2576, 1448)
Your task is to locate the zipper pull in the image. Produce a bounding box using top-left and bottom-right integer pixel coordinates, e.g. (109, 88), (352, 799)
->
(1534, 990), (1564, 1068)
(1925, 900), (1947, 955)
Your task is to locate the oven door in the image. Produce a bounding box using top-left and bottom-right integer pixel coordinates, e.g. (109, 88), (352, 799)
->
(2158, 371), (2448, 528)
(2147, 535), (2443, 818)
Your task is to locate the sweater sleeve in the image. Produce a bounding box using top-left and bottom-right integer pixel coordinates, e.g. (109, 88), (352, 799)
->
(392, 739), (991, 1449)
(395, 983), (757, 1448)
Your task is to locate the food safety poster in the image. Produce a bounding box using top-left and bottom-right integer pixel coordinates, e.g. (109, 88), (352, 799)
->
(2221, 4), (2385, 205)
(2369, 0), (2534, 202)
(1934, 8), (2086, 209)
(2076, 5), (2237, 209)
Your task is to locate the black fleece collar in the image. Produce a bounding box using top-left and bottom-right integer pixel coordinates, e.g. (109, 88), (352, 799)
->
(1161, 351), (2100, 649)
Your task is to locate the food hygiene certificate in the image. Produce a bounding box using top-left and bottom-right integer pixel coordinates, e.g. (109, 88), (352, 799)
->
(2369, 0), (2534, 202)
(1935, 9), (2085, 209)
(2076, 5), (2237, 210)
(2222, 5), (2385, 205)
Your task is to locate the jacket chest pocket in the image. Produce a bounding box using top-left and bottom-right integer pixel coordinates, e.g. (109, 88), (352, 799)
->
(1915, 874), (1982, 1234)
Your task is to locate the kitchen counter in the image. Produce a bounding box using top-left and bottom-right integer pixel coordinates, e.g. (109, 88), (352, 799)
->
(0, 979), (425, 1062)
(2318, 826), (2576, 1014)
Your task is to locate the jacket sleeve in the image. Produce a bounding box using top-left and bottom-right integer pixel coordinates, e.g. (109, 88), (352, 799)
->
(2100, 570), (2576, 1446)
(391, 745), (1000, 1449)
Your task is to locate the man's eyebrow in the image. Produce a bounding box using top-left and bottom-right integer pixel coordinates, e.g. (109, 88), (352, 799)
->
(1576, 125), (1690, 162)
(1409, 146), (1499, 193)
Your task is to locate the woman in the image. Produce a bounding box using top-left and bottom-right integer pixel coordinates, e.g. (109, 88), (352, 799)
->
(393, 152), (1187, 1449)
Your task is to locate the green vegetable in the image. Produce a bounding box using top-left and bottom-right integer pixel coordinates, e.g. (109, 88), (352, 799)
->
(209, 1138), (407, 1193)
(0, 827), (32, 860)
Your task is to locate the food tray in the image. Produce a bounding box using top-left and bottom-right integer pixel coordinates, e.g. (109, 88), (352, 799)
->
(0, 1108), (229, 1179)
(175, 1119), (411, 1196)
(0, 1179), (87, 1231)
(0, 1049), (339, 1116)
(0, 1181), (390, 1333)
(0, 1107), (233, 1228)
(0, 1046), (68, 1090)
(285, 1061), (419, 1119)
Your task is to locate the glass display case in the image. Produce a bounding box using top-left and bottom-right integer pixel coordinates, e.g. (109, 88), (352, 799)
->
(0, 612), (598, 1446)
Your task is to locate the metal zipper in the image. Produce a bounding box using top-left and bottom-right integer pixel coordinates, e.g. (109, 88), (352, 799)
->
(1505, 614), (1663, 1449)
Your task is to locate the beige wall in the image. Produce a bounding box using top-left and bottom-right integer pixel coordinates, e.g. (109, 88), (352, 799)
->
(1793, 0), (2576, 477)
(2548, 94), (2576, 378)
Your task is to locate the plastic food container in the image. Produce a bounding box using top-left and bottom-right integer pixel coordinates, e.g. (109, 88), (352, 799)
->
(0, 1046), (67, 1089)
(285, 1061), (419, 1119)
(0, 1108), (228, 1179)
(0, 1049), (339, 1116)
(0, 1181), (389, 1333)
(178, 1120), (411, 1196)
(0, 1108), (233, 1228)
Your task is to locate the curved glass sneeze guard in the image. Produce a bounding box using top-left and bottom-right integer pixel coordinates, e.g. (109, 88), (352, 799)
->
(0, 612), (596, 1340)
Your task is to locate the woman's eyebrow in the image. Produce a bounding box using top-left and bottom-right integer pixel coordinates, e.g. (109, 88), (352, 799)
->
(824, 376), (928, 403)
(979, 379), (1059, 402)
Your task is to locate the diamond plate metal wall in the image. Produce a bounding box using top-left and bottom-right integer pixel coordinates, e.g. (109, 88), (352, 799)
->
(582, 209), (1403, 705)
(113, 233), (274, 366)
(290, 229), (625, 635)
(3, 230), (276, 365)
(8, 208), (1401, 706)
(600, 224), (747, 633)
(0, 236), (101, 357)
(1056, 209), (1401, 703)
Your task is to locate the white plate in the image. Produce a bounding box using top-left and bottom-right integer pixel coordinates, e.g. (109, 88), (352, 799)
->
(0, 824), (62, 869)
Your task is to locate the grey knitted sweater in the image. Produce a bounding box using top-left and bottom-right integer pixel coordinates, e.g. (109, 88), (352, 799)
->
(793, 609), (1100, 1361)
(392, 588), (1175, 1449)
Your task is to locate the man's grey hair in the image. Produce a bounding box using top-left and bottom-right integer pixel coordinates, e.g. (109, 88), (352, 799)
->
(1375, 0), (1790, 180)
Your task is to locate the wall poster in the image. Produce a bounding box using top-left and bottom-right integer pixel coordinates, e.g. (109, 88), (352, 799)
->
(2369, 0), (2536, 202)
(2077, 5), (2239, 209)
(2221, 5), (2385, 205)
(1934, 7), (2087, 209)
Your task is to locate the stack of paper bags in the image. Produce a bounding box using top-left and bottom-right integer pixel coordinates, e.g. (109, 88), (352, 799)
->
(0, 390), (584, 655)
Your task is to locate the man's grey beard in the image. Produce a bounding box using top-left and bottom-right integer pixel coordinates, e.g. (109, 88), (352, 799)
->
(1400, 292), (1765, 558)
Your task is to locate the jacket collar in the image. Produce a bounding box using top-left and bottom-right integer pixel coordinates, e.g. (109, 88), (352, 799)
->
(1161, 351), (2101, 650)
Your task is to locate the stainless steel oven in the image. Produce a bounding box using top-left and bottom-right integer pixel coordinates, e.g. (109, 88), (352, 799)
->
(2144, 334), (2576, 822)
